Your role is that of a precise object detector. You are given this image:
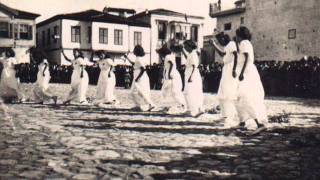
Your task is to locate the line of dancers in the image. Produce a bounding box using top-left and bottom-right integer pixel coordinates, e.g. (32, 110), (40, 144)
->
(0, 26), (268, 133)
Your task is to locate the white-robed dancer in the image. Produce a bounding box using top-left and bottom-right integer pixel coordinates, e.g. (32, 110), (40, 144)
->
(32, 59), (57, 104)
(235, 26), (268, 133)
(62, 49), (94, 105)
(182, 40), (204, 117)
(157, 44), (186, 112)
(0, 48), (26, 103)
(211, 32), (239, 128)
(95, 51), (118, 105)
(124, 45), (155, 111)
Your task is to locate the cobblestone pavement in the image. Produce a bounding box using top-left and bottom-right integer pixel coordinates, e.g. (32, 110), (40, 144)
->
(1, 84), (320, 180)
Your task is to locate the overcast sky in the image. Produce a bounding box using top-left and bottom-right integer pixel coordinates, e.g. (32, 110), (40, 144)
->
(0, 0), (235, 35)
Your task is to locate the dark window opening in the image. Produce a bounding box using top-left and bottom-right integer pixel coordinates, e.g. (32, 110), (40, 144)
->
(158, 21), (167, 40)
(240, 17), (244, 24)
(224, 23), (232, 31)
(191, 25), (198, 42)
(19, 24), (33, 40)
(0, 22), (11, 38)
(288, 29), (296, 39)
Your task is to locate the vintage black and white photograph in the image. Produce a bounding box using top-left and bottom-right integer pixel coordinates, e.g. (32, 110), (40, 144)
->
(0, 0), (320, 179)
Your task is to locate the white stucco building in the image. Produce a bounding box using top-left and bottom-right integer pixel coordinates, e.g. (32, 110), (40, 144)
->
(0, 2), (39, 63)
(37, 8), (205, 66)
(36, 9), (150, 65)
(129, 9), (205, 65)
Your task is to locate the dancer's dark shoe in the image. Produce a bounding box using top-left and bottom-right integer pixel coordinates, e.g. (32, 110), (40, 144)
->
(147, 104), (155, 112)
(63, 99), (71, 105)
(249, 119), (267, 136)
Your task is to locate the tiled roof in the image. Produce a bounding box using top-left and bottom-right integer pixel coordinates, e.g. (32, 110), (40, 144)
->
(130, 8), (204, 20)
(37, 9), (150, 28)
(210, 7), (246, 18)
(92, 13), (150, 27)
(105, 7), (136, 14)
(0, 2), (40, 20)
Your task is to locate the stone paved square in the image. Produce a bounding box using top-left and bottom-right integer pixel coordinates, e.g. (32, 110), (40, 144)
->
(0, 84), (320, 179)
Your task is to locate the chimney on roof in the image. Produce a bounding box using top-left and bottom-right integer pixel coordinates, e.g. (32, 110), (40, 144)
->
(217, 0), (221, 10)
(103, 6), (108, 14)
(145, 9), (149, 15)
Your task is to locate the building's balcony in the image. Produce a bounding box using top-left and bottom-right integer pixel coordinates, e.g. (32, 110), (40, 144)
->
(209, 0), (246, 18)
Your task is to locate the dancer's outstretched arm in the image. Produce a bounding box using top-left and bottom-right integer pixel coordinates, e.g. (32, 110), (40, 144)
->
(123, 54), (135, 65)
(211, 40), (226, 57)
(62, 51), (72, 62)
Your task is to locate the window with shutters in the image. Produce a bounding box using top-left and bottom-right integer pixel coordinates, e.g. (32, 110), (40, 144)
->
(0, 22), (10, 38)
(71, 26), (81, 43)
(134, 31), (142, 46)
(114, 29), (123, 45)
(19, 24), (32, 40)
(14, 24), (18, 39)
(158, 21), (167, 40)
(99, 28), (108, 44)
(191, 25), (198, 42)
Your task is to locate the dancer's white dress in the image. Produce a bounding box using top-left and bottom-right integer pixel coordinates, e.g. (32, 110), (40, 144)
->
(0, 57), (25, 100)
(96, 58), (117, 104)
(33, 61), (54, 102)
(236, 40), (268, 125)
(68, 57), (93, 103)
(184, 50), (204, 116)
(131, 56), (153, 108)
(217, 41), (239, 126)
(161, 54), (186, 107)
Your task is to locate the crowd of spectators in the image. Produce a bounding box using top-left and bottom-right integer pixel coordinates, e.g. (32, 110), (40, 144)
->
(1, 56), (320, 98)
